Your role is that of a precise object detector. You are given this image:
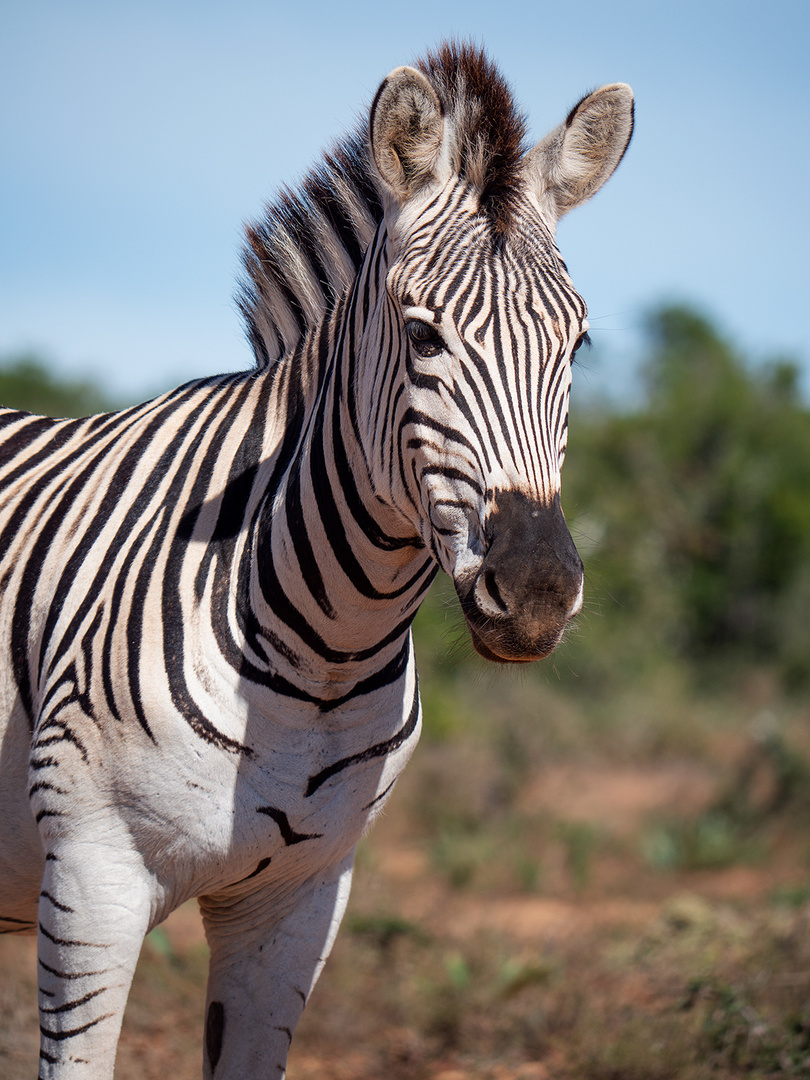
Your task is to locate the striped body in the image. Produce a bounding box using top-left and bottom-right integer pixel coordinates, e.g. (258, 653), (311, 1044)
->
(0, 44), (633, 1079)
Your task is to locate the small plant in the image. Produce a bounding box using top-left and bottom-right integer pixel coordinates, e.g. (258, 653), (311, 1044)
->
(642, 810), (765, 871)
(347, 912), (428, 952)
(770, 882), (810, 908)
(642, 729), (810, 872)
(557, 820), (598, 890)
(692, 979), (810, 1074)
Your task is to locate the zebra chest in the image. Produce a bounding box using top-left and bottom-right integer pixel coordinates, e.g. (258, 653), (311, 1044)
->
(103, 686), (422, 903)
(26, 597), (421, 904)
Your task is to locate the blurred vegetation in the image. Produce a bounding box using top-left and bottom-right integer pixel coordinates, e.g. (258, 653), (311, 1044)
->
(0, 351), (114, 417)
(562, 305), (810, 693)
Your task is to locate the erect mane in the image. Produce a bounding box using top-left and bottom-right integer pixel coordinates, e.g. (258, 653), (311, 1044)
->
(416, 42), (527, 233)
(239, 42), (528, 370)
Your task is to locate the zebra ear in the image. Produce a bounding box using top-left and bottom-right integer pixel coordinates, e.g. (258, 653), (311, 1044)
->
(528, 83), (634, 222)
(370, 66), (446, 204)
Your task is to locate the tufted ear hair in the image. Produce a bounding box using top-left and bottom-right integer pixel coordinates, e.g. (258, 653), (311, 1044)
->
(369, 65), (447, 205)
(527, 83), (634, 223)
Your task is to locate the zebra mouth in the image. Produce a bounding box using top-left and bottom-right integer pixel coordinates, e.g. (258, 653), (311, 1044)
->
(456, 569), (573, 663)
(463, 610), (567, 664)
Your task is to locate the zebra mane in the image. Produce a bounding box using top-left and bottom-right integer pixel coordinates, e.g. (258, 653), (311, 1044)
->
(415, 42), (528, 234)
(239, 42), (528, 370)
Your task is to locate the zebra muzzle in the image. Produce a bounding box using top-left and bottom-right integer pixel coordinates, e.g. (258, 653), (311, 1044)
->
(457, 490), (584, 663)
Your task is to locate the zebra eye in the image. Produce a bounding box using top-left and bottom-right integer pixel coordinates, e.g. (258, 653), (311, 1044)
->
(571, 331), (591, 358)
(405, 319), (445, 358)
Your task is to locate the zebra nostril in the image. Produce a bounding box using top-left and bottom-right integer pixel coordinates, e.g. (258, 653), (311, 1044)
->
(474, 568), (508, 617)
(484, 569), (507, 611)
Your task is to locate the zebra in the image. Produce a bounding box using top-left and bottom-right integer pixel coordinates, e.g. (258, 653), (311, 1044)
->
(0, 42), (633, 1079)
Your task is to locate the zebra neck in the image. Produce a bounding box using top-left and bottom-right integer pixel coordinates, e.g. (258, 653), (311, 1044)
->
(249, 310), (435, 688)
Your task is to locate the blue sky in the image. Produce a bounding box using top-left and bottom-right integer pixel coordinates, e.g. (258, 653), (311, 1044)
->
(2, 0), (808, 404)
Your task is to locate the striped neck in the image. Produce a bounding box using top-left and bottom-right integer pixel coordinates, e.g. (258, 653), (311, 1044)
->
(248, 259), (436, 699)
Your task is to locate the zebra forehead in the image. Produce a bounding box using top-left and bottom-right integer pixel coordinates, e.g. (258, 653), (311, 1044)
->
(391, 214), (578, 310)
(394, 182), (565, 269)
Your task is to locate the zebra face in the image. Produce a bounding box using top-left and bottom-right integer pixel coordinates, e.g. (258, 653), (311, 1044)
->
(384, 198), (586, 662)
(368, 56), (633, 662)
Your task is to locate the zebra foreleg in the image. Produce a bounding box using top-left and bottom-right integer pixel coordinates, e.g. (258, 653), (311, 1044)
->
(35, 836), (152, 1079)
(199, 849), (355, 1079)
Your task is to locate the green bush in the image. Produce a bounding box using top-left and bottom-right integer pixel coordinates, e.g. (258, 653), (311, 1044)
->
(0, 352), (114, 417)
(563, 305), (810, 691)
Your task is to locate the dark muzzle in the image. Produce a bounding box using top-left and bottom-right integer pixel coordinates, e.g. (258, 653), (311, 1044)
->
(458, 490), (584, 663)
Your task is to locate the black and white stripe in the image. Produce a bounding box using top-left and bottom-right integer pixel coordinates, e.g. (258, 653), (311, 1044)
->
(0, 42), (633, 1079)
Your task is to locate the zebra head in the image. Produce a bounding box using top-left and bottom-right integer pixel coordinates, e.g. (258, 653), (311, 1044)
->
(364, 46), (633, 663)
